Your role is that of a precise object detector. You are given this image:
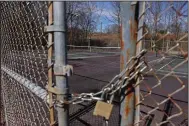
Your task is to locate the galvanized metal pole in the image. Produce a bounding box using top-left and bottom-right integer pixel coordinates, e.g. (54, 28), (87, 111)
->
(53, 2), (69, 126)
(120, 2), (138, 126)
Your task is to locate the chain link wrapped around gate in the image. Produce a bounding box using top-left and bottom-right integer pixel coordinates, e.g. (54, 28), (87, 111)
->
(1, 1), (188, 126)
(49, 50), (148, 106)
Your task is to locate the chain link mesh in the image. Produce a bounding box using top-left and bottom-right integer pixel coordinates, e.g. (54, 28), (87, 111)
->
(0, 1), (188, 126)
(135, 1), (188, 125)
(1, 72), (50, 126)
(1, 2), (50, 126)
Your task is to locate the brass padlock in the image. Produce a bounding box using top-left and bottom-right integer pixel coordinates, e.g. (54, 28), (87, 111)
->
(93, 101), (113, 120)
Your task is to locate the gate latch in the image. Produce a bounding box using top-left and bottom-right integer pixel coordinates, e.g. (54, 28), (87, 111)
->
(54, 64), (73, 76)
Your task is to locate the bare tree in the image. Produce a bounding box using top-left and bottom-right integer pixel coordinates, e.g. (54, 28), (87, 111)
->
(169, 2), (188, 40)
(145, 2), (163, 36)
(105, 2), (121, 45)
(65, 2), (100, 46)
(66, 2), (81, 45)
(106, 2), (121, 25)
(104, 24), (119, 34)
(145, 2), (188, 38)
(145, 1), (188, 55)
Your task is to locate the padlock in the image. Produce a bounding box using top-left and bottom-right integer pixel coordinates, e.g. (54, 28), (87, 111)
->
(93, 101), (113, 120)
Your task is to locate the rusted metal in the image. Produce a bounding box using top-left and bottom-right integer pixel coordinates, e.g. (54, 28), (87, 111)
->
(135, 2), (146, 126)
(120, 20), (124, 71)
(120, 2), (146, 125)
(47, 1), (55, 125)
(120, 2), (138, 126)
(124, 87), (134, 117)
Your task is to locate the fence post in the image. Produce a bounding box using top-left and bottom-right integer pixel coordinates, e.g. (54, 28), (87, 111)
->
(47, 2), (55, 125)
(120, 2), (138, 126)
(135, 2), (145, 125)
(120, 1), (145, 126)
(53, 2), (69, 126)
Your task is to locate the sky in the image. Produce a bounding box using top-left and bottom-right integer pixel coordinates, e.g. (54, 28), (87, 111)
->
(94, 1), (188, 32)
(94, 2), (116, 32)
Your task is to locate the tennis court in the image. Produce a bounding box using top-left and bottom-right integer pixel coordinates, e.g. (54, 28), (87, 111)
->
(67, 48), (188, 125)
(68, 47), (188, 77)
(1, 1), (187, 126)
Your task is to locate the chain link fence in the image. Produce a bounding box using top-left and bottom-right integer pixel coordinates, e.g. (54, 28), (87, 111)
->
(0, 2), (50, 126)
(0, 1), (120, 126)
(135, 1), (188, 125)
(0, 1), (188, 126)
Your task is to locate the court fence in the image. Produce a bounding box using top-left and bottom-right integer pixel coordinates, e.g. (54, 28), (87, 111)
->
(0, 1), (188, 126)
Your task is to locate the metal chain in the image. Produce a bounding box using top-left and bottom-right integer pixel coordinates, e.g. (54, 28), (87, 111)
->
(54, 49), (148, 106)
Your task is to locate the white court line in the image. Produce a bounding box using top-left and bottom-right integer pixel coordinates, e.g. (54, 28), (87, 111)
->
(156, 72), (187, 78)
(68, 45), (121, 49)
(68, 52), (120, 55)
(157, 70), (188, 75)
(68, 52), (97, 56)
(68, 54), (120, 60)
(148, 57), (185, 64)
(155, 70), (188, 78)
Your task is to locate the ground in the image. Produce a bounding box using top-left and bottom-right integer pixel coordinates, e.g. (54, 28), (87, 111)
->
(68, 50), (188, 126)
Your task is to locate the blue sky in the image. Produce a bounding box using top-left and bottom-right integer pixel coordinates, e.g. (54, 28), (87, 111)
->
(94, 2), (116, 32)
(94, 1), (188, 32)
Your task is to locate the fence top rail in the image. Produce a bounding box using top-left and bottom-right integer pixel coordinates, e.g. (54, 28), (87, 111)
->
(143, 40), (188, 43)
(67, 45), (121, 49)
